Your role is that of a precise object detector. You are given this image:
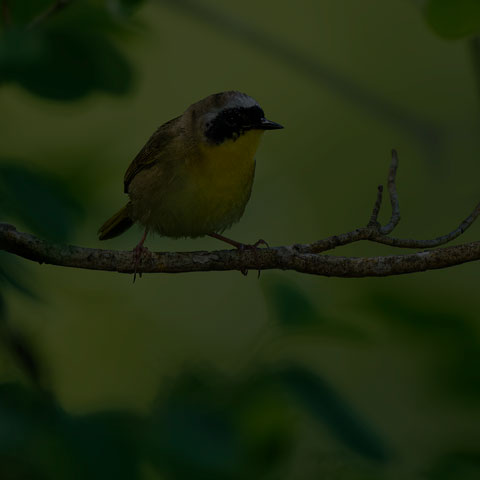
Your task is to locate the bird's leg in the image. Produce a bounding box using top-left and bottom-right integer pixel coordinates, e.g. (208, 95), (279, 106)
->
(133, 228), (150, 282)
(208, 232), (269, 250)
(208, 233), (269, 277)
(208, 232), (245, 249)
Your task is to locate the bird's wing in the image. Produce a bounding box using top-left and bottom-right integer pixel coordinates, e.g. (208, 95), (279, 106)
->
(123, 116), (181, 193)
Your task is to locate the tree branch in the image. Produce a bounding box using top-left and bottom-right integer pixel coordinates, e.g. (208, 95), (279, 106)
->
(0, 151), (478, 278)
(0, 223), (479, 277)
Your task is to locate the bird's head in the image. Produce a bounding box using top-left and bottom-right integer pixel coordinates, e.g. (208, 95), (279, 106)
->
(186, 91), (283, 145)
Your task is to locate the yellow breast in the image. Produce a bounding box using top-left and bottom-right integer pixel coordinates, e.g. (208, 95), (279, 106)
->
(130, 130), (264, 238)
(196, 129), (263, 192)
(181, 129), (263, 234)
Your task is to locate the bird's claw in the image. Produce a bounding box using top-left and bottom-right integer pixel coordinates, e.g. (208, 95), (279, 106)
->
(133, 244), (151, 283)
(239, 238), (269, 278)
(252, 238), (269, 249)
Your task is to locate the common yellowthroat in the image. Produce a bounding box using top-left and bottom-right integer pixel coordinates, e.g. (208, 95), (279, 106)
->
(98, 91), (283, 252)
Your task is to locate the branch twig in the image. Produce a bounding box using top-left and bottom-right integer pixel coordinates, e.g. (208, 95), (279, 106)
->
(1, 151), (478, 278)
(370, 200), (480, 248)
(301, 150), (479, 254)
(380, 149), (400, 234)
(367, 185), (383, 228)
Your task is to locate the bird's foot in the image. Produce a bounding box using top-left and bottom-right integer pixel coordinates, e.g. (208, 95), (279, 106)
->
(133, 244), (151, 283)
(131, 228), (150, 283)
(242, 238), (269, 250)
(237, 239), (270, 277)
(207, 233), (269, 277)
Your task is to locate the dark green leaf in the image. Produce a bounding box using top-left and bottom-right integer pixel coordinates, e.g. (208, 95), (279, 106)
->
(469, 37), (480, 98)
(278, 364), (390, 462)
(0, 290), (5, 321)
(4, 0), (52, 26)
(0, 383), (142, 480)
(0, 0), (135, 101)
(2, 329), (42, 386)
(427, 451), (480, 479)
(0, 28), (133, 100)
(0, 29), (46, 83)
(0, 252), (37, 299)
(0, 384), (59, 454)
(85, 31), (134, 95)
(232, 375), (295, 473)
(147, 373), (244, 480)
(6, 0), (133, 29)
(50, 0), (134, 33)
(439, 346), (480, 401)
(424, 0), (480, 39)
(0, 455), (47, 480)
(107, 0), (147, 18)
(262, 277), (367, 340)
(0, 161), (84, 242)
(365, 292), (476, 344)
(60, 411), (141, 480)
(366, 293), (480, 401)
(149, 405), (241, 479)
(263, 278), (320, 328)
(0, 260), (42, 384)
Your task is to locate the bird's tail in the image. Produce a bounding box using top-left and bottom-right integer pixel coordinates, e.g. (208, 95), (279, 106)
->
(98, 203), (134, 240)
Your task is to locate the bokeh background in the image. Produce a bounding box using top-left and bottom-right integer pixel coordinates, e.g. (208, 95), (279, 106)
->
(1, 0), (480, 478)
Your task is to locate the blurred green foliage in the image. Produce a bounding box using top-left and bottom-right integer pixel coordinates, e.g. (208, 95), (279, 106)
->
(0, 0), (140, 100)
(366, 292), (480, 403)
(0, 1), (479, 479)
(0, 364), (390, 480)
(263, 277), (367, 340)
(0, 278), (391, 478)
(0, 383), (141, 479)
(278, 364), (389, 462)
(427, 451), (480, 479)
(424, 0), (480, 39)
(0, 162), (83, 242)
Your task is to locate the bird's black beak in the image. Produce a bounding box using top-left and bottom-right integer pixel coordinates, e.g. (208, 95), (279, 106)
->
(257, 118), (284, 130)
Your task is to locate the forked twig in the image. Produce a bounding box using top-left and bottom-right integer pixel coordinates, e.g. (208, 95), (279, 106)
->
(379, 149), (400, 234)
(368, 185), (384, 228)
(372, 201), (480, 248)
(302, 150), (479, 254)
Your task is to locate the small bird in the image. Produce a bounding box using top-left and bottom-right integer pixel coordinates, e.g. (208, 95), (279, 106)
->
(98, 91), (283, 258)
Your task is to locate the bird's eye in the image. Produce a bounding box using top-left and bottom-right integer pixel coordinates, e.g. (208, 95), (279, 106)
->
(224, 110), (239, 127)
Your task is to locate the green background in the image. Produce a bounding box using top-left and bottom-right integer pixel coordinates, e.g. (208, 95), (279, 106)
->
(1, 0), (480, 478)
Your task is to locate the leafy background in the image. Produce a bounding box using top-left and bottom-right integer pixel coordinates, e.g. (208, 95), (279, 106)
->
(1, 0), (480, 478)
